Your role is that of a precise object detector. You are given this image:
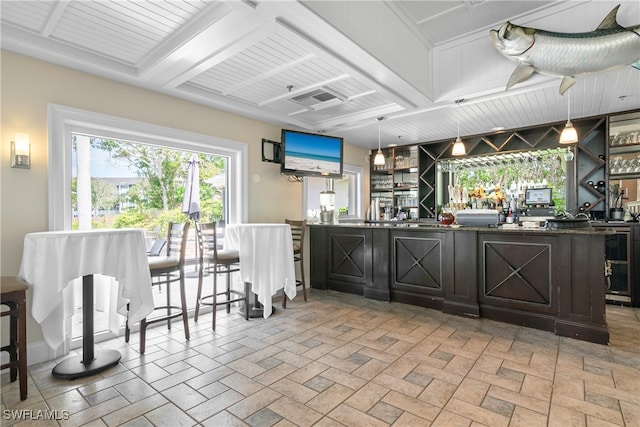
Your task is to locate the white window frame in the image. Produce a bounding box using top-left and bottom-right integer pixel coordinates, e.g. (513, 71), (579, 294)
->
(48, 104), (248, 230)
(302, 163), (363, 219)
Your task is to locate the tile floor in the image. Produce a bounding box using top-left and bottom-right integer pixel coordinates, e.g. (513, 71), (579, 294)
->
(2, 289), (640, 426)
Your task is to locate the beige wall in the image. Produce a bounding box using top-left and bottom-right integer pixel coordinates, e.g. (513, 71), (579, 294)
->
(1, 50), (369, 347)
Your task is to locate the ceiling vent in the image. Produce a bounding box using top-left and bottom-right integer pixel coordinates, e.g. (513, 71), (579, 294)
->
(290, 87), (346, 110)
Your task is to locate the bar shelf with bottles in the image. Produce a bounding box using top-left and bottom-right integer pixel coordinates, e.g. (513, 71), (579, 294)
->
(370, 146), (419, 221)
(608, 112), (640, 179)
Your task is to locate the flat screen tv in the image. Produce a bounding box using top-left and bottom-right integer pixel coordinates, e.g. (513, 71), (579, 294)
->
(525, 187), (552, 206)
(280, 129), (343, 178)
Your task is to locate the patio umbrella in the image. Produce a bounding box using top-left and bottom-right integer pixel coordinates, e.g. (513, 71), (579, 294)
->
(182, 153), (202, 277)
(182, 153), (200, 221)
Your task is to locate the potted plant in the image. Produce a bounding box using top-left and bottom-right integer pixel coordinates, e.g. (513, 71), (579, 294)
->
(609, 183), (624, 220)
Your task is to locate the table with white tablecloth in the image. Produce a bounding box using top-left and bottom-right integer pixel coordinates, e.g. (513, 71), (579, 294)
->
(18, 228), (153, 378)
(225, 223), (296, 318)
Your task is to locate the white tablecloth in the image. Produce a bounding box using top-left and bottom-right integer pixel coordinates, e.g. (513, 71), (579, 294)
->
(225, 224), (296, 318)
(18, 229), (153, 352)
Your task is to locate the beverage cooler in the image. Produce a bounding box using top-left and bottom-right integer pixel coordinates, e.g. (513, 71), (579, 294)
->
(594, 223), (640, 306)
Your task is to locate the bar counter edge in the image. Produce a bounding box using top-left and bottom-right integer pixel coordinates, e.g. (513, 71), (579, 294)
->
(309, 223), (615, 345)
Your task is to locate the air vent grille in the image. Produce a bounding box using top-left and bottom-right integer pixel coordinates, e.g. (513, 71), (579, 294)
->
(290, 87), (346, 109)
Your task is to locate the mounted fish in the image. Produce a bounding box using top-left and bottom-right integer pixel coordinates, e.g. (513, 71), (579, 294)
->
(490, 5), (640, 95)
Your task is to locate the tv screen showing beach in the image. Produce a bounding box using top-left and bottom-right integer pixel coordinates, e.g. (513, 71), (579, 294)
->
(281, 130), (343, 177)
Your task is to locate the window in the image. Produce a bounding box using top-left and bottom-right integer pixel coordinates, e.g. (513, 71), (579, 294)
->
(71, 135), (230, 229)
(49, 104), (248, 230)
(48, 104), (248, 350)
(303, 164), (363, 219)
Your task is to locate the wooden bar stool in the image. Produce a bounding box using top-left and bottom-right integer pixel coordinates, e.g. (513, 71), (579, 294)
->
(283, 219), (307, 308)
(1, 276), (28, 401)
(194, 221), (250, 330)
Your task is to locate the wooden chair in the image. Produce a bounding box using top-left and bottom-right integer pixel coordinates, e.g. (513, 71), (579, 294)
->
(283, 219), (307, 308)
(126, 222), (191, 354)
(1, 276), (28, 401)
(194, 221), (249, 330)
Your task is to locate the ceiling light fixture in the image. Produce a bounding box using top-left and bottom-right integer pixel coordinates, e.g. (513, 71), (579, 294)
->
(452, 99), (466, 156)
(374, 117), (385, 166)
(559, 91), (578, 144)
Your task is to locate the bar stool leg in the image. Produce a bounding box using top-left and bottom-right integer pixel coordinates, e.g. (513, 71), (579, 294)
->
(179, 274), (190, 340)
(9, 301), (18, 382)
(212, 269), (218, 330)
(194, 265), (204, 322)
(18, 295), (27, 401)
(226, 266), (232, 314)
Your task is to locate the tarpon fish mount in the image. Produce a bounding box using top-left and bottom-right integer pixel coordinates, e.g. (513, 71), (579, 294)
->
(490, 4), (640, 95)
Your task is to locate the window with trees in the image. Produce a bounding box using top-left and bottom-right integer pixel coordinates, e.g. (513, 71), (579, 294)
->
(72, 135), (229, 234)
(49, 104), (248, 345)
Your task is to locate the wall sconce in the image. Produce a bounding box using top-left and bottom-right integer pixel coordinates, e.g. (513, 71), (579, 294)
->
(11, 133), (30, 169)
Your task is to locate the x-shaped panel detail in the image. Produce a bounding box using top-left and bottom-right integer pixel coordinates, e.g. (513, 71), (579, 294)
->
(330, 234), (365, 278)
(394, 236), (441, 289)
(483, 241), (551, 305)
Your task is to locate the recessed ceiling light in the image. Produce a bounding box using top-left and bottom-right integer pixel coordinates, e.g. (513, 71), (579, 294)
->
(388, 143), (398, 147)
(492, 126), (505, 131)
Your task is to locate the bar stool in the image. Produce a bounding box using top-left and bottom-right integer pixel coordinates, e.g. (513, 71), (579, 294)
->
(283, 219), (307, 308)
(126, 222), (191, 354)
(194, 221), (249, 330)
(1, 276), (28, 401)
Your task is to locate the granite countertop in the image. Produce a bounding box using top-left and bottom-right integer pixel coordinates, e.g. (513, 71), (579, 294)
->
(309, 221), (617, 235)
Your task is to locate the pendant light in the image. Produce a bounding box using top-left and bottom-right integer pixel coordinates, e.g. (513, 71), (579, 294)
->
(373, 117), (385, 166)
(451, 99), (466, 156)
(559, 91), (578, 144)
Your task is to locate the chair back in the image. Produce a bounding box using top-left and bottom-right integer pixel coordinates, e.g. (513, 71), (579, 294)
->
(166, 222), (190, 264)
(285, 219), (306, 256)
(195, 221), (219, 263)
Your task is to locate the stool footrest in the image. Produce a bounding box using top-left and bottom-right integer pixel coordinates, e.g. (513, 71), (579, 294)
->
(198, 290), (246, 307)
(143, 306), (187, 325)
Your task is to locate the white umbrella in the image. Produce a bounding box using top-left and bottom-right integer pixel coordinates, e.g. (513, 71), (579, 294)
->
(181, 153), (200, 221)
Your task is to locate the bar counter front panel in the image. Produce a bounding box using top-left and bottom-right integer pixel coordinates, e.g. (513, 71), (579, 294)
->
(309, 224), (611, 344)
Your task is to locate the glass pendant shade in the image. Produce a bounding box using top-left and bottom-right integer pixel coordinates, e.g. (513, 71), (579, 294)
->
(373, 117), (385, 165)
(559, 120), (578, 144)
(451, 137), (466, 156)
(374, 149), (385, 165)
(451, 100), (465, 156)
(559, 92), (578, 144)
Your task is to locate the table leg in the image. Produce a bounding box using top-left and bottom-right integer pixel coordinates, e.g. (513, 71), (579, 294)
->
(238, 283), (275, 318)
(52, 275), (122, 379)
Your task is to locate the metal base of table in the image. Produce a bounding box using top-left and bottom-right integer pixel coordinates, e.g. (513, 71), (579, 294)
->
(239, 293), (275, 318)
(52, 275), (122, 380)
(52, 350), (121, 380)
(239, 304), (275, 318)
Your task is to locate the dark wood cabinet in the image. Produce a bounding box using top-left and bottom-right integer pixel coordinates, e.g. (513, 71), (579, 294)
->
(309, 225), (390, 301)
(311, 224), (610, 344)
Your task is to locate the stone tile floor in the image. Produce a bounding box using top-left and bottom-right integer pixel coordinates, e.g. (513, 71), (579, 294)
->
(2, 289), (639, 426)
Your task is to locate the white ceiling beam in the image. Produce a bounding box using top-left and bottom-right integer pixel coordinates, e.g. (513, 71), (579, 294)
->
(41, 0), (70, 37)
(222, 53), (315, 96)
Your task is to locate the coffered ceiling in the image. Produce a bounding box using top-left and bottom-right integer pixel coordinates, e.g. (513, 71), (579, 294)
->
(1, 0), (638, 150)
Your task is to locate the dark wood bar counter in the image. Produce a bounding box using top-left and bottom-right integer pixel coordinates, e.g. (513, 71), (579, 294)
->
(309, 223), (615, 344)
